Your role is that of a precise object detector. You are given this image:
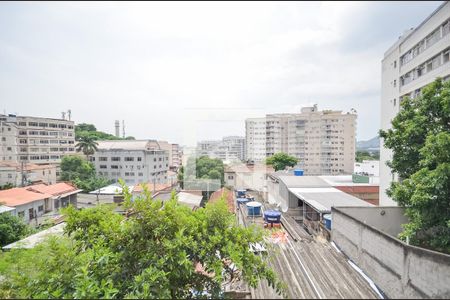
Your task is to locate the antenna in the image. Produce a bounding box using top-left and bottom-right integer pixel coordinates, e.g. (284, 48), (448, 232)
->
(67, 109), (71, 121)
(61, 112), (66, 120)
(122, 120), (125, 138)
(115, 120), (120, 137)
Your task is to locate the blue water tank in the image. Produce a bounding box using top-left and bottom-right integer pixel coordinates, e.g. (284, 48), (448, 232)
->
(236, 189), (246, 197)
(294, 169), (304, 176)
(237, 198), (250, 205)
(246, 201), (262, 216)
(323, 214), (332, 230)
(264, 210), (281, 223)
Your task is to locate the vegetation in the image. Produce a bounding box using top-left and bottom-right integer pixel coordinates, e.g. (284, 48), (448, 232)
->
(75, 123), (135, 141)
(178, 156), (225, 189)
(355, 150), (379, 162)
(75, 135), (98, 157)
(60, 156), (111, 192)
(0, 183), (15, 190)
(265, 152), (298, 171)
(379, 78), (450, 254)
(0, 213), (34, 247)
(0, 182), (286, 298)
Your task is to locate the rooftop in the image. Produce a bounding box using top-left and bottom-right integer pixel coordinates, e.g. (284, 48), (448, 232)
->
(96, 140), (161, 151)
(2, 222), (66, 250)
(209, 187), (235, 213)
(133, 182), (174, 194)
(28, 182), (80, 196)
(0, 205), (16, 214)
(289, 187), (373, 214)
(0, 188), (52, 206)
(90, 183), (135, 195)
(0, 162), (56, 171)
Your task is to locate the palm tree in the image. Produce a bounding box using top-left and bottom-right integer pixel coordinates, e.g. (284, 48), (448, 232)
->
(75, 135), (98, 159)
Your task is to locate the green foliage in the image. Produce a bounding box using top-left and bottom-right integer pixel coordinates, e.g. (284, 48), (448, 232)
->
(75, 135), (98, 157)
(355, 150), (379, 163)
(0, 183), (14, 190)
(0, 182), (286, 298)
(379, 78), (450, 253)
(75, 123), (135, 141)
(60, 156), (111, 192)
(181, 156), (225, 187)
(265, 152), (298, 171)
(0, 213), (34, 247)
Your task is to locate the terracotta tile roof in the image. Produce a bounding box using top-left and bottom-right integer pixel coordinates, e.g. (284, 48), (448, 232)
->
(0, 188), (52, 207)
(133, 182), (173, 193)
(27, 182), (79, 196)
(209, 187), (235, 213)
(0, 162), (55, 171)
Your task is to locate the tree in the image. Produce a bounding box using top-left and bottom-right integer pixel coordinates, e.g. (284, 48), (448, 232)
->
(75, 123), (134, 141)
(60, 156), (111, 192)
(0, 212), (33, 247)
(355, 150), (379, 163)
(0, 183), (286, 298)
(75, 135), (99, 158)
(379, 78), (450, 253)
(265, 152), (298, 171)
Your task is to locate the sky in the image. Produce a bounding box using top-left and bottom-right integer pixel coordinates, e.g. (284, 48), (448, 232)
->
(0, 1), (443, 146)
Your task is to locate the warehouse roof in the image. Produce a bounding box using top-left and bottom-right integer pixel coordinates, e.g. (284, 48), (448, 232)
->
(289, 187), (373, 214)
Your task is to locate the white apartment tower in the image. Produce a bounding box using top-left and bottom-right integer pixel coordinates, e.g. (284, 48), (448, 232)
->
(196, 136), (245, 162)
(245, 105), (357, 175)
(92, 140), (169, 185)
(380, 2), (450, 206)
(0, 114), (75, 166)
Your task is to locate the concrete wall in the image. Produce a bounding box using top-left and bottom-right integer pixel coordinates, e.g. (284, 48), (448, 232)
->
(332, 206), (450, 298)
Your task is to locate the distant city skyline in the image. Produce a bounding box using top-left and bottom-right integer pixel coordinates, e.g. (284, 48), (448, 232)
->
(0, 1), (443, 146)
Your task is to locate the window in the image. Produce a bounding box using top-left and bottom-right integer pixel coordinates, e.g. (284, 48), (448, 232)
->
(393, 60), (397, 68)
(99, 157), (108, 161)
(125, 157), (134, 161)
(393, 79), (396, 87)
(111, 157), (120, 161)
(6, 147), (11, 151)
(7, 173), (12, 179)
(137, 157), (142, 162)
(28, 122), (38, 126)
(49, 123), (58, 128)
(138, 172), (143, 176)
(394, 98), (397, 106)
(111, 165), (119, 169)
(39, 123), (48, 127)
(1, 137), (5, 141)
(100, 165), (107, 169)
(18, 122), (27, 126)
(19, 139), (27, 144)
(38, 205), (44, 212)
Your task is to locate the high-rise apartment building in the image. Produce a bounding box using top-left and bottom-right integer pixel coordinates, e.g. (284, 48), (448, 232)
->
(157, 140), (182, 170)
(246, 105), (357, 175)
(0, 114), (75, 166)
(91, 140), (169, 185)
(380, 2), (450, 206)
(196, 136), (245, 162)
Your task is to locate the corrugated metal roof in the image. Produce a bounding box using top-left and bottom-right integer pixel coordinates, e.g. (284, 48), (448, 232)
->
(0, 205), (16, 214)
(275, 175), (330, 188)
(176, 192), (202, 209)
(89, 183), (134, 195)
(289, 187), (373, 214)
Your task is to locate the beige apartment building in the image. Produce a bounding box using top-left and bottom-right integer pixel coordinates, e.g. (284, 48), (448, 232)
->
(380, 2), (450, 205)
(0, 114), (75, 170)
(157, 140), (182, 170)
(246, 105), (357, 175)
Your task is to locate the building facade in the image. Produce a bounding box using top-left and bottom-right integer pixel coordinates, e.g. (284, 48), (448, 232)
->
(0, 162), (57, 187)
(91, 140), (169, 185)
(196, 136), (245, 162)
(380, 2), (450, 205)
(0, 114), (75, 166)
(246, 105), (357, 175)
(158, 140), (182, 170)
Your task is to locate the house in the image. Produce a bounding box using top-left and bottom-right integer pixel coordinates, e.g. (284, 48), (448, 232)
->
(0, 162), (57, 186)
(0, 182), (81, 226)
(224, 163), (274, 193)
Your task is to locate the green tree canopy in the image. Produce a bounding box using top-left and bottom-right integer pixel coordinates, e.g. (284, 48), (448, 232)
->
(0, 213), (33, 247)
(180, 156), (225, 189)
(60, 156), (111, 192)
(75, 135), (98, 157)
(0, 184), (286, 298)
(75, 123), (135, 141)
(379, 78), (450, 253)
(355, 150), (379, 163)
(265, 152), (298, 171)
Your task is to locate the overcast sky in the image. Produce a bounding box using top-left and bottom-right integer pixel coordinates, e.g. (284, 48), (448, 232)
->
(0, 1), (443, 146)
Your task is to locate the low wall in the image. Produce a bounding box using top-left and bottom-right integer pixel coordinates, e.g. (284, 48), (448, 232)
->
(332, 206), (450, 299)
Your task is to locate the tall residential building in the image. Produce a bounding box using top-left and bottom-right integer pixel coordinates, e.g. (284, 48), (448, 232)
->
(91, 140), (169, 185)
(245, 105), (357, 175)
(0, 114), (75, 167)
(380, 2), (450, 206)
(158, 141), (182, 170)
(196, 136), (245, 162)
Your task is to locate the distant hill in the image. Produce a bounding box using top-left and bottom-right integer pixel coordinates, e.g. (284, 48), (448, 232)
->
(357, 136), (379, 151)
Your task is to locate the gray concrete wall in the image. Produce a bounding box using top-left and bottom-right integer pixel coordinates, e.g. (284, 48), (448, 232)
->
(332, 207), (450, 299)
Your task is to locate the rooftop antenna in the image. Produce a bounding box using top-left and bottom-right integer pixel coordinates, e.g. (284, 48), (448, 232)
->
(61, 111), (66, 120)
(115, 120), (120, 137)
(67, 109), (71, 121)
(122, 120), (125, 138)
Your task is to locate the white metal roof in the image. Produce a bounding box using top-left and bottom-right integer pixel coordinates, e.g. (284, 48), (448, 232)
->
(289, 187), (373, 214)
(96, 140), (161, 151)
(0, 205), (16, 214)
(176, 192), (202, 209)
(89, 183), (134, 195)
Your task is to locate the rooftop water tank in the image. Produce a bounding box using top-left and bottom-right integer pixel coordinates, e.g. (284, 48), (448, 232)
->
(236, 189), (246, 197)
(264, 210), (281, 224)
(237, 198), (250, 205)
(323, 214), (332, 230)
(294, 169), (304, 176)
(246, 201), (262, 216)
